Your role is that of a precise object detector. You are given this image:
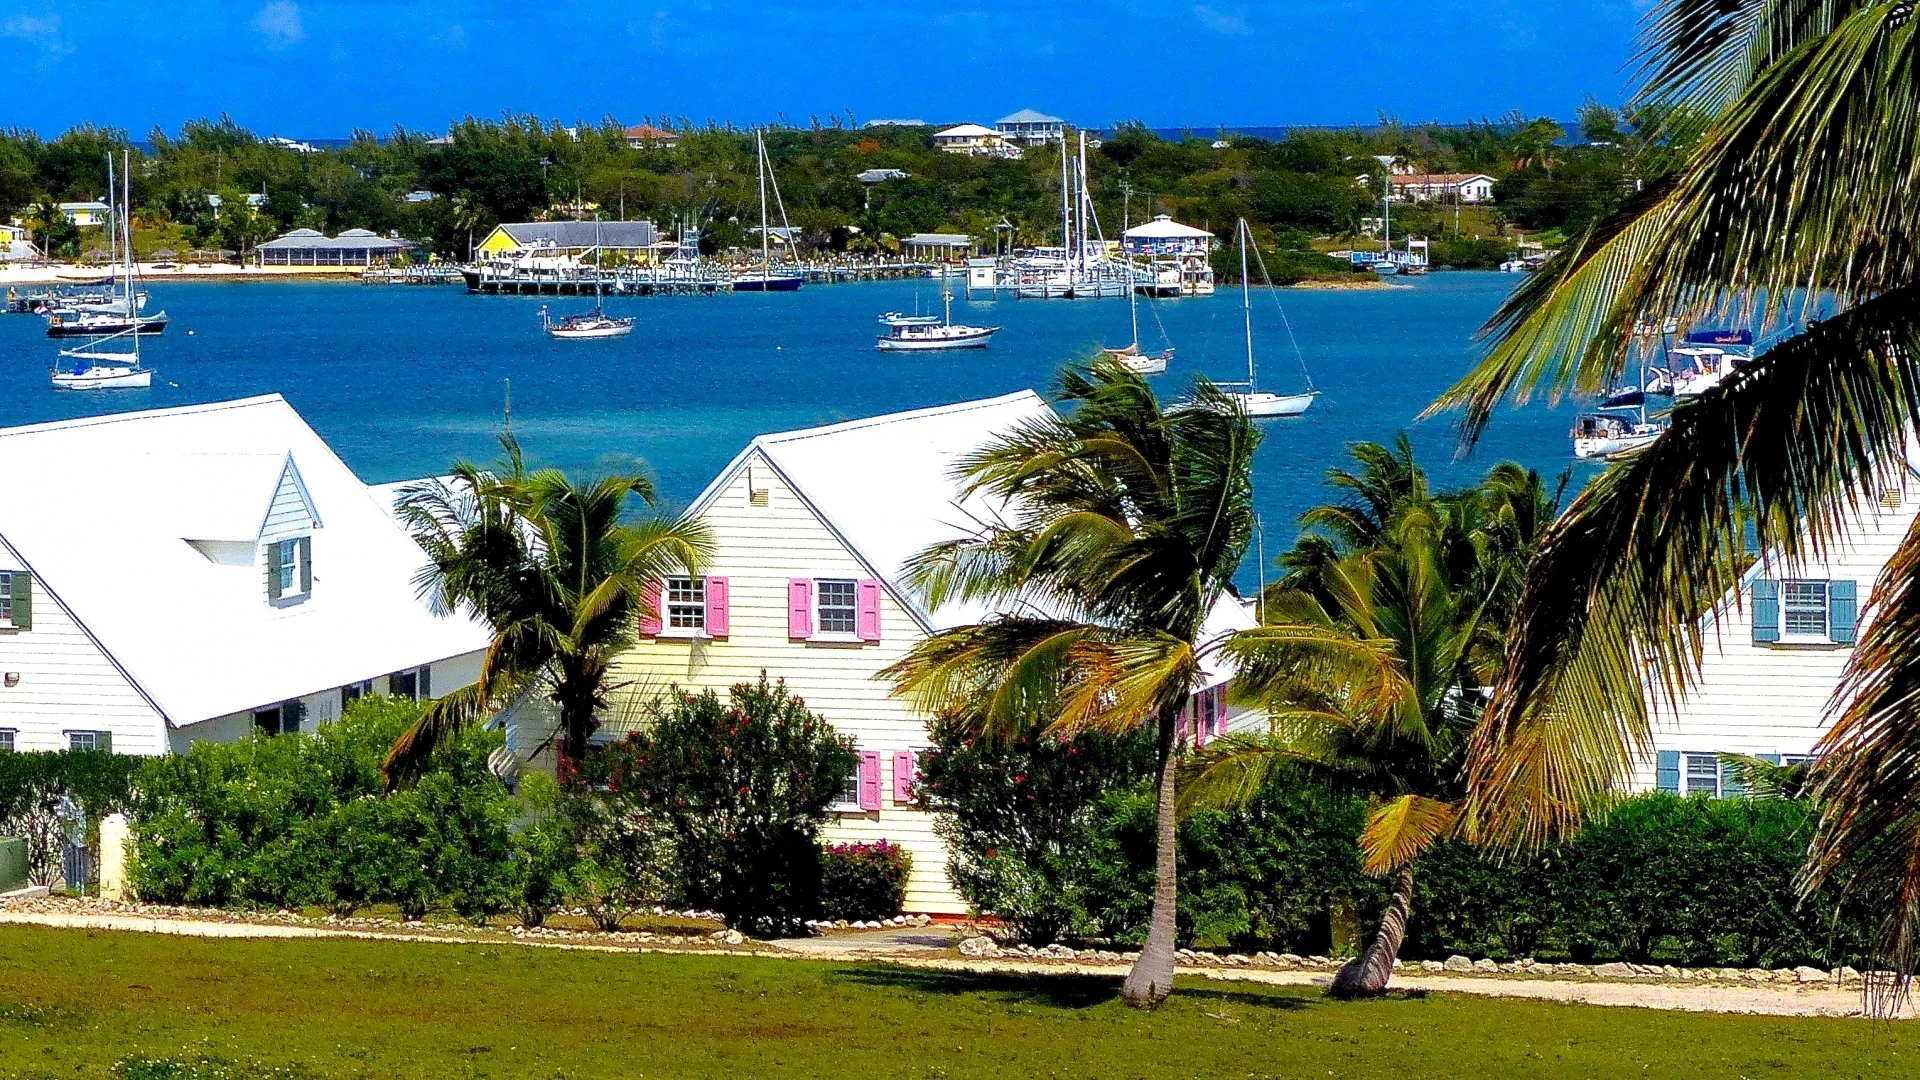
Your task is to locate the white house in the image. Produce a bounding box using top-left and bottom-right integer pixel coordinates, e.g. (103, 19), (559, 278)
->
(0, 396), (490, 757)
(58, 201), (111, 228)
(1388, 173), (1496, 204)
(996, 109), (1065, 146)
(1121, 215), (1218, 295)
(0, 224), (41, 262)
(1641, 469), (1919, 795)
(932, 124), (1014, 158)
(604, 392), (1256, 914)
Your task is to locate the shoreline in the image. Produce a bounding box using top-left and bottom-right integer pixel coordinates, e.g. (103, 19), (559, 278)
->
(0, 263), (368, 286)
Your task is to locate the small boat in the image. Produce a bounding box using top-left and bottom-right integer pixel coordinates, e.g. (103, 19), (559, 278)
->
(1100, 255), (1172, 374)
(541, 218), (634, 339)
(1499, 258), (1530, 273)
(47, 309), (168, 337)
(1216, 219), (1318, 418)
(876, 283), (997, 351)
(54, 152), (154, 392)
(735, 130), (804, 293)
(1670, 346), (1735, 397)
(1572, 413), (1662, 459)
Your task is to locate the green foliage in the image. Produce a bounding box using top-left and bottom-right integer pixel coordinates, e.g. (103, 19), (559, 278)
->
(587, 677), (856, 936)
(817, 840), (912, 922)
(0, 749), (140, 886)
(127, 697), (515, 918)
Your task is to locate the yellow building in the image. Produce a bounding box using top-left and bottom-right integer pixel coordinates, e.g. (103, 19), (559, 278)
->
(474, 220), (662, 260)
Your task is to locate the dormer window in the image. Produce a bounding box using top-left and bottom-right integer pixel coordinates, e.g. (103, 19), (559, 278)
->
(267, 536), (311, 602)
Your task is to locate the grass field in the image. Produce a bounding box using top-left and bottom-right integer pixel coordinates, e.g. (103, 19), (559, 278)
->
(0, 925), (1912, 1079)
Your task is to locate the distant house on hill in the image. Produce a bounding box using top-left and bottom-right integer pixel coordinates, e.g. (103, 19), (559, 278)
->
(0, 395), (490, 756)
(474, 220), (662, 260)
(623, 124), (679, 149)
(1388, 173), (1496, 204)
(932, 124), (1012, 158)
(0, 224), (41, 262)
(254, 228), (412, 266)
(58, 202), (111, 228)
(590, 392), (1257, 914)
(996, 109), (1065, 146)
(856, 168), (910, 184)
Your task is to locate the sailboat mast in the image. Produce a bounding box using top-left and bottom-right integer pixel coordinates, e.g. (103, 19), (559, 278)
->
(1240, 220), (1255, 389)
(105, 154), (117, 276)
(1058, 141), (1072, 275)
(594, 215), (604, 312)
(1075, 132), (1087, 274)
(125, 150), (139, 367)
(757, 131), (770, 283)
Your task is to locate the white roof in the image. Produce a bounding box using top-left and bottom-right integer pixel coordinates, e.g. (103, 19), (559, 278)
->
(934, 124), (1000, 139)
(691, 393), (1255, 686)
(0, 396), (489, 726)
(1123, 215), (1212, 239)
(998, 109), (1063, 126)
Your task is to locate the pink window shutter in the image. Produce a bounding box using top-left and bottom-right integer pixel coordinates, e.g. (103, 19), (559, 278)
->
(856, 579), (883, 642)
(892, 750), (916, 805)
(857, 751), (882, 811)
(787, 579), (813, 638)
(638, 579), (663, 636)
(705, 576), (730, 637)
(1192, 696), (1207, 747)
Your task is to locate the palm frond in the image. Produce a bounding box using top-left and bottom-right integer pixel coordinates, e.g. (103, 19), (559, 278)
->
(1359, 794), (1458, 875)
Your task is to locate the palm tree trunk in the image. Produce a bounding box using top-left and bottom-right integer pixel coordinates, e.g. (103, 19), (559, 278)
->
(1331, 864), (1415, 997)
(1122, 704), (1181, 1007)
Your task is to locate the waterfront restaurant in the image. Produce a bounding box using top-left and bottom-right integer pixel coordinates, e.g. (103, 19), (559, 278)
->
(474, 220), (663, 261)
(902, 233), (975, 262)
(255, 228), (413, 266)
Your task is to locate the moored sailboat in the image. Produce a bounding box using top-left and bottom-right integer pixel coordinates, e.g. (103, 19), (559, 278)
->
(876, 280), (998, 351)
(734, 131), (805, 292)
(1101, 255), (1171, 374)
(541, 217), (634, 339)
(53, 153), (154, 391)
(1218, 219), (1318, 418)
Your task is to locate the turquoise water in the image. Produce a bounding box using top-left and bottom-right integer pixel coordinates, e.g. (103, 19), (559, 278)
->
(0, 273), (1580, 586)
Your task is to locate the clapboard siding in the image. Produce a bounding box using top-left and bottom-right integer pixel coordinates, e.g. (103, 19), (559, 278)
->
(0, 538), (166, 755)
(1640, 484), (1919, 786)
(260, 459), (317, 540)
(608, 452), (963, 913)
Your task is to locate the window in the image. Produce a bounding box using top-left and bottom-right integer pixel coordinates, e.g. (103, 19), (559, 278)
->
(389, 669), (419, 700)
(665, 576), (706, 631)
(1685, 753), (1720, 796)
(0, 572), (11, 627)
(816, 579), (858, 635)
(341, 679), (373, 706)
(255, 699), (306, 736)
(0, 570), (25, 630)
(267, 536), (310, 602)
(1782, 580), (1829, 638)
(0, 729), (13, 753)
(834, 765), (862, 812)
(274, 539), (300, 595)
(67, 731), (110, 752)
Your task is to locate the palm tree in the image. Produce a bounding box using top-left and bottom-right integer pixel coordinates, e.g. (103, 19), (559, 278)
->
(451, 193), (484, 261)
(1186, 445), (1555, 995)
(1421, 0), (1920, 992)
(384, 436), (710, 784)
(884, 362), (1259, 1007)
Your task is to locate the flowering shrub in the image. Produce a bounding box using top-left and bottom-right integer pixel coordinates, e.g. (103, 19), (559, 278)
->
(818, 839), (911, 921)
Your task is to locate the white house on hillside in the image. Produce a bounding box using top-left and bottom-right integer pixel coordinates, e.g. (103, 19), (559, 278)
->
(1388, 173), (1496, 204)
(1642, 468), (1919, 795)
(605, 392), (1256, 914)
(932, 124), (1014, 158)
(0, 396), (489, 756)
(996, 109), (1065, 146)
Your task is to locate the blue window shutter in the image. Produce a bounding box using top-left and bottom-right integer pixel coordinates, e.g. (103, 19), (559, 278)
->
(1656, 750), (1681, 793)
(1758, 753), (1782, 765)
(1721, 759), (1745, 798)
(1829, 579), (1858, 644)
(1751, 578), (1780, 643)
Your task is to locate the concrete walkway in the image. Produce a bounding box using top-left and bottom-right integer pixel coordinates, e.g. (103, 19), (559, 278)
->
(0, 906), (1903, 1019)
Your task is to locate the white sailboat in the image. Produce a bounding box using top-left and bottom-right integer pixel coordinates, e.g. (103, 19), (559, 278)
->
(541, 216), (633, 339)
(1101, 254), (1171, 374)
(1220, 219), (1317, 418)
(53, 152), (153, 391)
(876, 278), (998, 351)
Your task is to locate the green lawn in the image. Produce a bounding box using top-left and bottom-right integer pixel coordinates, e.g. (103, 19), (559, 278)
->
(0, 926), (1910, 1079)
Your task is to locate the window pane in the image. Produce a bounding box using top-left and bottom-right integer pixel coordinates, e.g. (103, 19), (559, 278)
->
(1783, 580), (1828, 636)
(841, 767), (860, 806)
(0, 730), (14, 752)
(818, 579), (857, 634)
(68, 732), (95, 751)
(1685, 753), (1719, 796)
(666, 576), (706, 630)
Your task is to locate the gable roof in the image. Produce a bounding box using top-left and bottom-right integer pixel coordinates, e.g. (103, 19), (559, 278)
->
(0, 396), (489, 726)
(1123, 215), (1213, 239)
(997, 109), (1063, 126)
(495, 220), (660, 249)
(1389, 172), (1496, 186)
(934, 124), (1000, 139)
(690, 392), (1257, 680)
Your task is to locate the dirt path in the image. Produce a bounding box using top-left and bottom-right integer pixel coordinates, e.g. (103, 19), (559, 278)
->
(0, 907), (1901, 1019)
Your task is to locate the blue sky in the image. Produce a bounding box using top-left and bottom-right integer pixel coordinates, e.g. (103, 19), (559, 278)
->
(0, 1), (1646, 137)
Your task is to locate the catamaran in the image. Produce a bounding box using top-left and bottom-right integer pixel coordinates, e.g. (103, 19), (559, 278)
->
(541, 217), (634, 339)
(733, 131), (805, 292)
(876, 279), (998, 351)
(53, 153), (154, 390)
(1218, 219), (1318, 418)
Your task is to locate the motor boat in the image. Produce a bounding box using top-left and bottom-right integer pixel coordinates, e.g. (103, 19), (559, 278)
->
(876, 286), (997, 351)
(1572, 413), (1663, 460)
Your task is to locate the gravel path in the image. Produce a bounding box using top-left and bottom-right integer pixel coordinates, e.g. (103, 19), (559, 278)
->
(1, 905), (1903, 1019)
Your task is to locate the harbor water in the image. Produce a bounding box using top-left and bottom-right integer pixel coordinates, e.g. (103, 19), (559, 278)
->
(0, 273), (1581, 587)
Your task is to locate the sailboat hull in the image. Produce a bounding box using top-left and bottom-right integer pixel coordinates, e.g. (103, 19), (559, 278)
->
(548, 322), (633, 339)
(732, 274), (804, 292)
(47, 312), (169, 337)
(51, 366), (152, 390)
(1234, 390), (1318, 418)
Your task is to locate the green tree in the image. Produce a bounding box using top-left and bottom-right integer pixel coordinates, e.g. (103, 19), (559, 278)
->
(1186, 442), (1557, 994)
(1421, 0), (1920, 998)
(386, 436), (710, 782)
(885, 361), (1260, 1006)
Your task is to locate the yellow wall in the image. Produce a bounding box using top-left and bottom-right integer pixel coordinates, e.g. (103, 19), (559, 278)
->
(475, 227), (520, 258)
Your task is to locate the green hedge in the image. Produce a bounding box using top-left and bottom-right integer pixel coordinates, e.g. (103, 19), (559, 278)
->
(818, 840), (912, 922)
(920, 724), (1875, 966)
